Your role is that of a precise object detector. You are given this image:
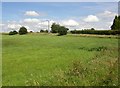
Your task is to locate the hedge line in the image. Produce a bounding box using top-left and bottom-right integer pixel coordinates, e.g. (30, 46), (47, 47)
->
(70, 30), (120, 35)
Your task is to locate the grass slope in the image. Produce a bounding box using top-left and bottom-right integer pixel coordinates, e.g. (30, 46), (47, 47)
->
(2, 34), (118, 86)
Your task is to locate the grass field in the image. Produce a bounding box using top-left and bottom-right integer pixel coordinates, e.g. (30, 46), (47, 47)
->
(2, 33), (119, 86)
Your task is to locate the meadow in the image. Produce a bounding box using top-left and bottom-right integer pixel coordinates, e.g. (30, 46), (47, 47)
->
(2, 33), (119, 86)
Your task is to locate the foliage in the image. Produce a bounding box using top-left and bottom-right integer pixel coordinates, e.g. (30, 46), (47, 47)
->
(40, 30), (44, 33)
(51, 23), (69, 35)
(91, 28), (95, 30)
(19, 26), (28, 35)
(45, 30), (48, 33)
(51, 23), (60, 33)
(9, 30), (18, 35)
(29, 31), (33, 33)
(70, 30), (120, 35)
(40, 30), (48, 33)
(58, 26), (69, 36)
(111, 15), (120, 30)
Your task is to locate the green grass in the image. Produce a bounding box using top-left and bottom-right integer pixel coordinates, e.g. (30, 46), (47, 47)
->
(2, 33), (119, 86)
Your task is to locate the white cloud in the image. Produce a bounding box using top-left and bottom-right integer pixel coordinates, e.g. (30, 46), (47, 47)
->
(83, 15), (99, 22)
(96, 28), (107, 30)
(24, 18), (40, 23)
(0, 23), (5, 27)
(36, 20), (55, 30)
(7, 24), (22, 29)
(39, 21), (49, 26)
(107, 21), (113, 25)
(24, 11), (39, 16)
(61, 19), (79, 26)
(24, 25), (30, 29)
(98, 10), (117, 17)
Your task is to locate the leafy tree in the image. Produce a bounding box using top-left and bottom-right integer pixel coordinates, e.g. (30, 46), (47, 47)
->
(19, 26), (28, 35)
(9, 31), (14, 35)
(51, 23), (69, 35)
(51, 23), (60, 33)
(13, 30), (18, 34)
(111, 15), (120, 30)
(29, 31), (33, 33)
(9, 30), (18, 35)
(91, 28), (95, 30)
(40, 30), (44, 33)
(45, 30), (48, 33)
(58, 26), (69, 36)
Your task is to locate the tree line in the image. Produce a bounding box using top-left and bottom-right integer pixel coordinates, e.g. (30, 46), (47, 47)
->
(9, 15), (120, 36)
(70, 15), (120, 35)
(9, 23), (69, 36)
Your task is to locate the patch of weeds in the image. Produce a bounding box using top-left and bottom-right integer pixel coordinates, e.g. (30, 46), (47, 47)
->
(88, 46), (107, 51)
(99, 60), (118, 86)
(49, 48), (118, 86)
(67, 61), (87, 77)
(25, 74), (40, 86)
(78, 46), (107, 52)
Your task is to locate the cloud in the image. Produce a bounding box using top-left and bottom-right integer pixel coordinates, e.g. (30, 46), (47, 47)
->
(24, 18), (40, 23)
(36, 20), (55, 30)
(24, 25), (30, 30)
(61, 19), (79, 26)
(98, 10), (117, 18)
(7, 24), (22, 29)
(0, 23), (5, 27)
(83, 15), (99, 22)
(24, 11), (39, 16)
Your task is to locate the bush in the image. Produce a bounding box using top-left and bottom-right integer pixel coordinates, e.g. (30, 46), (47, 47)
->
(13, 30), (18, 34)
(19, 26), (28, 35)
(51, 23), (60, 33)
(29, 31), (33, 33)
(40, 30), (48, 33)
(111, 15), (120, 30)
(70, 30), (120, 35)
(51, 23), (69, 36)
(40, 30), (44, 33)
(45, 30), (48, 33)
(58, 26), (69, 36)
(9, 30), (18, 35)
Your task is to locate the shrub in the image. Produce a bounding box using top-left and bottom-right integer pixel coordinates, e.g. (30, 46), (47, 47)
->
(51, 23), (69, 36)
(29, 31), (33, 33)
(9, 31), (14, 35)
(91, 28), (95, 30)
(40, 30), (44, 33)
(70, 30), (120, 35)
(9, 30), (18, 35)
(51, 23), (60, 33)
(111, 15), (120, 30)
(58, 26), (69, 36)
(45, 30), (48, 33)
(13, 30), (18, 34)
(19, 26), (28, 35)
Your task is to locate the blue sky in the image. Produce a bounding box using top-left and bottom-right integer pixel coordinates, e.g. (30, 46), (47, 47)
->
(1, 2), (118, 32)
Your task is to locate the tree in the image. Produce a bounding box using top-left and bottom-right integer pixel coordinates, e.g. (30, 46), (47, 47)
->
(9, 30), (18, 35)
(51, 23), (69, 36)
(51, 23), (60, 33)
(40, 29), (44, 33)
(45, 30), (48, 33)
(58, 26), (69, 36)
(91, 28), (95, 30)
(19, 26), (28, 35)
(111, 15), (120, 30)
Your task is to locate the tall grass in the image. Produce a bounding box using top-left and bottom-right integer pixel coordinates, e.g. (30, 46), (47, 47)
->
(2, 34), (118, 86)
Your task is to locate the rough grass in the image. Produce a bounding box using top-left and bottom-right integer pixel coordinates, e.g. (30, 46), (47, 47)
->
(2, 33), (118, 86)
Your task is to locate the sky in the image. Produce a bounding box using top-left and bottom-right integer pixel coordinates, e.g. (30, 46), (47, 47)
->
(1, 0), (120, 2)
(1, 2), (118, 32)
